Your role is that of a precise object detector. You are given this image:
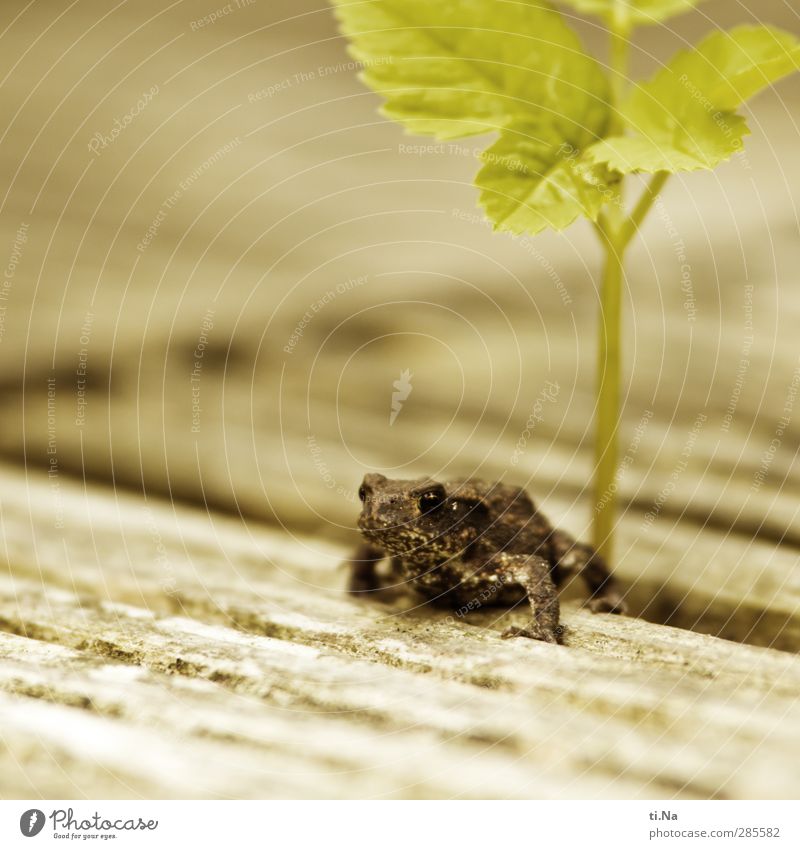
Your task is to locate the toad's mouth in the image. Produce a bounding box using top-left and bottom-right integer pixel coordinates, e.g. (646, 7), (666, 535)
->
(357, 514), (390, 533)
(356, 515), (392, 542)
(356, 515), (420, 554)
(358, 522), (397, 554)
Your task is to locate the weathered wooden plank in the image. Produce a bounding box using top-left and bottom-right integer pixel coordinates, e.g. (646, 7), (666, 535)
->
(3, 576), (800, 800)
(1, 468), (800, 798)
(0, 632), (588, 800)
(0, 689), (324, 800)
(3, 447), (796, 651)
(0, 0), (798, 804)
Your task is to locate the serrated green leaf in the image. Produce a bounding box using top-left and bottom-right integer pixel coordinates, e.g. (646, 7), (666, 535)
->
(588, 25), (800, 173)
(477, 122), (614, 234)
(330, 0), (609, 140)
(557, 0), (702, 26)
(331, 0), (611, 233)
(695, 26), (800, 110)
(588, 111), (750, 172)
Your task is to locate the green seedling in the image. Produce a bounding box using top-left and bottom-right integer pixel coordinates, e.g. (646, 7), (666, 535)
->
(330, 0), (800, 563)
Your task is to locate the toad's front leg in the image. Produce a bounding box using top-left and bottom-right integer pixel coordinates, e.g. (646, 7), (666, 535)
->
(345, 542), (385, 595)
(497, 553), (562, 644)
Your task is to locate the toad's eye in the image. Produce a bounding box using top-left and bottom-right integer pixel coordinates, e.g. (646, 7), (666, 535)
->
(418, 489), (445, 513)
(358, 484), (367, 502)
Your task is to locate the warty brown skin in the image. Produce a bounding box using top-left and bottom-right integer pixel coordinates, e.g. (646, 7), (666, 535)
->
(345, 473), (627, 644)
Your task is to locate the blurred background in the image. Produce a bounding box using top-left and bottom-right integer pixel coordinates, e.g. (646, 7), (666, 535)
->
(0, 0), (798, 646)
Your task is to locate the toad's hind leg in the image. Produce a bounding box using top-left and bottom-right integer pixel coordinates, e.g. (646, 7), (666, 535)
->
(549, 529), (627, 614)
(499, 553), (561, 644)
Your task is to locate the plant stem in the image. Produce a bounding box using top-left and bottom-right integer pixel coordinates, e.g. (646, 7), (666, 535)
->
(590, 2), (631, 564)
(608, 27), (630, 136)
(590, 7), (672, 563)
(619, 170), (670, 247)
(591, 172), (669, 564)
(592, 227), (625, 564)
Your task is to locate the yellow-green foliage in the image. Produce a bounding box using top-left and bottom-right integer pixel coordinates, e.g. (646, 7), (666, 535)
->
(590, 26), (800, 173)
(331, 0), (800, 234)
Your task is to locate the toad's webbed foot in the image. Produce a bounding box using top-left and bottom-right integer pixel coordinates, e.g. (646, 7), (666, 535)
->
(587, 591), (628, 615)
(549, 529), (627, 616)
(501, 623), (563, 644)
(496, 553), (562, 645)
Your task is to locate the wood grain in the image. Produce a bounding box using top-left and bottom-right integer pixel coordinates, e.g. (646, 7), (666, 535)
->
(0, 0), (799, 801)
(1, 465), (799, 799)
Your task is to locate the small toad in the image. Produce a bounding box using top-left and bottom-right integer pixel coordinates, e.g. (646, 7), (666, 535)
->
(345, 474), (627, 643)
